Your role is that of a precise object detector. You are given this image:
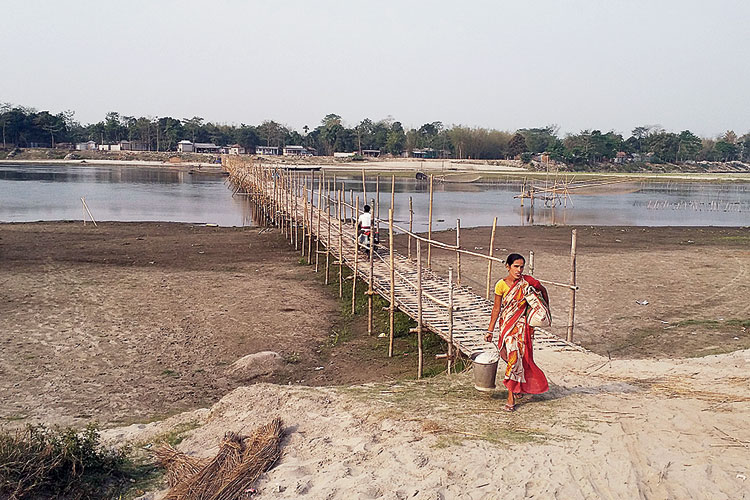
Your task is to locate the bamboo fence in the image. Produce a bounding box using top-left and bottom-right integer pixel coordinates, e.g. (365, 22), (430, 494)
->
(223, 157), (584, 376)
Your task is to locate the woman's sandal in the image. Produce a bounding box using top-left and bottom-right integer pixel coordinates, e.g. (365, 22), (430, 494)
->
(504, 403), (515, 412)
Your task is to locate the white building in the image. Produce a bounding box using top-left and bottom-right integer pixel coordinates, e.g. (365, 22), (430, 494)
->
(283, 145), (312, 156)
(76, 141), (97, 151)
(177, 140), (194, 153)
(256, 146), (279, 155)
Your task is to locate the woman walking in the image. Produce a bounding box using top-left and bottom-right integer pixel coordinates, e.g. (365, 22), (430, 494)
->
(485, 253), (549, 411)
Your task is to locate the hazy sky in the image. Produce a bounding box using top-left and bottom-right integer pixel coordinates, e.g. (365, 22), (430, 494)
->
(3, 0), (748, 137)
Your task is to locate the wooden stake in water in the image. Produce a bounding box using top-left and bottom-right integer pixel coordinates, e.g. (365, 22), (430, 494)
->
(376, 174), (380, 220)
(81, 197), (97, 227)
(567, 229), (578, 342)
(408, 196), (413, 259)
(528, 250), (535, 276)
(361, 169), (367, 204)
(485, 216), (498, 301)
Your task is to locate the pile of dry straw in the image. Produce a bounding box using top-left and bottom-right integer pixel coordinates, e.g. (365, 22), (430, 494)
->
(154, 418), (284, 500)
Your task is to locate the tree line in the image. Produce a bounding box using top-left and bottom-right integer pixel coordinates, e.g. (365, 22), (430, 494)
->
(1, 104), (748, 166)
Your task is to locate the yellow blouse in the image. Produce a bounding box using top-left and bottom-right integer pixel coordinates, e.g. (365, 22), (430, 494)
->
(495, 279), (511, 297)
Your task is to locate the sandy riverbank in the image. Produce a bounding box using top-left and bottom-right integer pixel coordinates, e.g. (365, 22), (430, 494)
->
(2, 222), (749, 498)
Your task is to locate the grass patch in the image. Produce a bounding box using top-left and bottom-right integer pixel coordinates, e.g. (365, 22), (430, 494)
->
(341, 376), (552, 447)
(0, 424), (159, 499)
(676, 318), (750, 329)
(284, 351), (301, 364)
(319, 262), (449, 378)
(161, 369), (179, 378)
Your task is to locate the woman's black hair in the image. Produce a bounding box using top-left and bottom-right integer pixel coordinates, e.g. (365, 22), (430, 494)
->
(505, 253), (525, 266)
(363, 205), (371, 212)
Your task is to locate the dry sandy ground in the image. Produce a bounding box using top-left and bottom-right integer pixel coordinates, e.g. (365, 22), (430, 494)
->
(0, 222), (442, 428)
(2, 222), (749, 498)
(111, 346), (750, 499)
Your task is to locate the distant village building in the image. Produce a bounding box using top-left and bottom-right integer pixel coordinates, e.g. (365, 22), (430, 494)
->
(362, 149), (380, 158)
(97, 140), (149, 152)
(177, 140), (194, 153)
(256, 146), (279, 155)
(411, 148), (438, 159)
(194, 143), (220, 153)
(119, 140), (149, 151)
(614, 151), (628, 164)
(333, 152), (355, 158)
(283, 145), (312, 156)
(228, 144), (246, 155)
(76, 141), (97, 151)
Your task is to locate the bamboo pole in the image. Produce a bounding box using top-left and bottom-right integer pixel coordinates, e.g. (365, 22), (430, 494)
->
(81, 197), (97, 227)
(376, 174), (380, 220)
(408, 196), (413, 259)
(349, 189), (353, 222)
(307, 174), (313, 264)
(293, 173), (299, 250)
(315, 172), (322, 272)
(351, 196), (360, 315)
(427, 174), (434, 268)
(388, 207), (395, 357)
(456, 218), (461, 286)
(361, 169), (367, 203)
(390, 174), (395, 217)
(338, 187), (343, 298)
(448, 266), (454, 374)
(325, 180), (331, 285)
(302, 186), (308, 258)
(367, 206), (375, 336)
(529, 250), (535, 276)
(416, 240), (424, 379)
(485, 217), (498, 300)
(567, 229), (578, 342)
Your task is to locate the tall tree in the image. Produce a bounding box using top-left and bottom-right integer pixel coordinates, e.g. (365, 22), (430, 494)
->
(507, 133), (528, 158)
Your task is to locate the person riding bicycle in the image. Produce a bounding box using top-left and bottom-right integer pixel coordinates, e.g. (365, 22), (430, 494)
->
(357, 205), (373, 250)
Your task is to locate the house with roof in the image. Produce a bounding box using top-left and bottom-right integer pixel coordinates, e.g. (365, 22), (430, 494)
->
(194, 143), (220, 153)
(283, 145), (312, 156)
(177, 140), (194, 153)
(256, 146), (279, 155)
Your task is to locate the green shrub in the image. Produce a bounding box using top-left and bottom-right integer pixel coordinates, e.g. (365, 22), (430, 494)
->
(0, 424), (147, 499)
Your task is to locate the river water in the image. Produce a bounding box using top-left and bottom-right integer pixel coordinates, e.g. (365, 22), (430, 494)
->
(1, 164), (748, 229)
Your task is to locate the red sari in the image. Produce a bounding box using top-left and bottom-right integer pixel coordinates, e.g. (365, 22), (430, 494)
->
(497, 275), (549, 395)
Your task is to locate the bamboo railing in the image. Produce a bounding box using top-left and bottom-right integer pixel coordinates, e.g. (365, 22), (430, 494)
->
(224, 157), (584, 378)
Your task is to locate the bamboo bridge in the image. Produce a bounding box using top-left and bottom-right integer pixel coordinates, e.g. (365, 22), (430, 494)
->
(224, 158), (584, 377)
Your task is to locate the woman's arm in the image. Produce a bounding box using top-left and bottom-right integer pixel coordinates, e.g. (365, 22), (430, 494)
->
(485, 294), (503, 342)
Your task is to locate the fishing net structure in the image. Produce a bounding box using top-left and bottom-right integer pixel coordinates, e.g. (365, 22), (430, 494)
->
(153, 418), (284, 500)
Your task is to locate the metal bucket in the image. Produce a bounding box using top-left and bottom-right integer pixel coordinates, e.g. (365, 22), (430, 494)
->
(472, 351), (499, 392)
